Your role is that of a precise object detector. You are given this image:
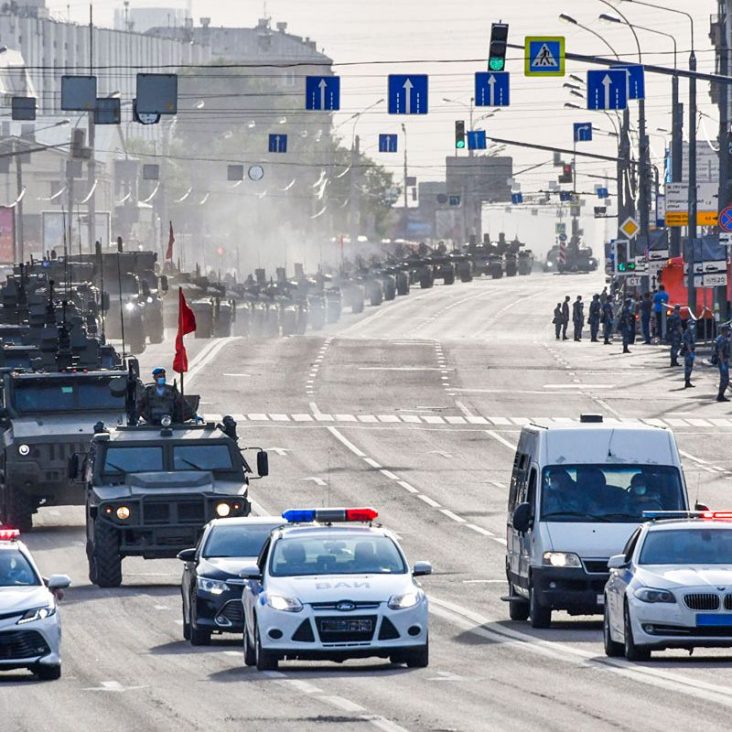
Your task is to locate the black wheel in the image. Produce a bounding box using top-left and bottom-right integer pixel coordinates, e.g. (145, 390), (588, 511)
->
(90, 519), (122, 588)
(182, 598), (191, 641)
(33, 664), (61, 681)
(419, 270), (434, 289)
(406, 639), (429, 668)
(1, 486), (34, 533)
(443, 267), (455, 285)
(603, 602), (623, 657)
(129, 329), (146, 355)
(243, 621), (256, 667)
(529, 583), (551, 628)
(351, 295), (364, 314)
(458, 264), (473, 283)
(189, 603), (211, 646)
(383, 279), (396, 301)
(369, 284), (384, 307)
(396, 273), (410, 296)
(508, 582), (530, 621)
(255, 618), (278, 671)
(624, 604), (650, 661)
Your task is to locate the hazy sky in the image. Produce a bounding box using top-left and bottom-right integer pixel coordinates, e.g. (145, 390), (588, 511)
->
(49, 0), (719, 249)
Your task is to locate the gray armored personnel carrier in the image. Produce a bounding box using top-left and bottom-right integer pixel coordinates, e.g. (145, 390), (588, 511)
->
(73, 362), (269, 587)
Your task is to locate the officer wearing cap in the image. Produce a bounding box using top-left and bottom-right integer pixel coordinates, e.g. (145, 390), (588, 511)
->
(136, 367), (190, 424)
(715, 325), (732, 402)
(668, 304), (683, 367)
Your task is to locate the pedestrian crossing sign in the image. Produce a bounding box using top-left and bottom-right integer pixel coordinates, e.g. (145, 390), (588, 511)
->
(525, 37), (565, 77)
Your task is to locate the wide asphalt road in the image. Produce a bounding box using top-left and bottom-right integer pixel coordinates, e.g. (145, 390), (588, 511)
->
(4, 270), (732, 731)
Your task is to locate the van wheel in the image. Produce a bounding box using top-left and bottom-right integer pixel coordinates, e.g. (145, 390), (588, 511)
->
(603, 602), (623, 657)
(508, 583), (529, 621)
(529, 584), (551, 628)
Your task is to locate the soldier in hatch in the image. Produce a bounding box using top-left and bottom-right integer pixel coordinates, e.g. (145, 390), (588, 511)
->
(136, 367), (193, 424)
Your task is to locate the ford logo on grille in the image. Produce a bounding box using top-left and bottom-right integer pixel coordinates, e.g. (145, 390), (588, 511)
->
(336, 600), (356, 612)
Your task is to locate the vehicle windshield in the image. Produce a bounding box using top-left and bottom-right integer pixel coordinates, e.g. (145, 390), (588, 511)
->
(540, 464), (685, 522)
(203, 523), (282, 558)
(270, 535), (407, 577)
(639, 529), (732, 565)
(173, 444), (235, 471)
(103, 446), (164, 474)
(0, 549), (39, 587)
(11, 377), (126, 414)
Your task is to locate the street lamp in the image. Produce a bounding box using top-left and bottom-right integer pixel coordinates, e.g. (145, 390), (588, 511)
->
(564, 102), (582, 110)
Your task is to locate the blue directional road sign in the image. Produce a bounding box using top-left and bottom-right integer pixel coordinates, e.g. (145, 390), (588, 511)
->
(305, 75), (340, 111)
(467, 130), (487, 150)
(559, 191), (572, 202)
(597, 186), (609, 199)
(388, 75), (428, 115)
(268, 134), (288, 153)
(511, 192), (523, 205)
(378, 134), (398, 153)
(475, 72), (510, 107)
(573, 122), (592, 143)
(587, 69), (628, 111)
(614, 64), (645, 100)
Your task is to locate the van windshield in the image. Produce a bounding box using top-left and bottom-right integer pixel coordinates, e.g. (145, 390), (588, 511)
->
(540, 465), (685, 522)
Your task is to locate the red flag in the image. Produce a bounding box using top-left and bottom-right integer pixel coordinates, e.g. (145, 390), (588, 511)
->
(173, 287), (196, 373)
(165, 221), (175, 260)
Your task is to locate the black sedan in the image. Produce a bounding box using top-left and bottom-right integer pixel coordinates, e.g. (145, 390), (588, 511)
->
(178, 516), (283, 645)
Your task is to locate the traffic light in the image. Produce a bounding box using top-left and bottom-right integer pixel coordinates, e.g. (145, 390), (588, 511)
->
(614, 240), (636, 274)
(455, 120), (466, 149)
(558, 163), (573, 184)
(489, 22), (509, 71)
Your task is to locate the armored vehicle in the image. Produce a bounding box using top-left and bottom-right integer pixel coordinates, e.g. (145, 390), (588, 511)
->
(74, 363), (269, 587)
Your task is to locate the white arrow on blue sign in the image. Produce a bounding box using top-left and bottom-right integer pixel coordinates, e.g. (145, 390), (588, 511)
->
(305, 76), (340, 111)
(614, 64), (645, 100)
(573, 122), (592, 143)
(268, 134), (288, 153)
(467, 130), (487, 150)
(388, 75), (428, 115)
(475, 72), (510, 107)
(511, 192), (523, 205)
(378, 134), (398, 153)
(587, 69), (628, 110)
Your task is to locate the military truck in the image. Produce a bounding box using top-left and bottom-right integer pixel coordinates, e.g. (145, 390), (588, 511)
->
(72, 363), (269, 587)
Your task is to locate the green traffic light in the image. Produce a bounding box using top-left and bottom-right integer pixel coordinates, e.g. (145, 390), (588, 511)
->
(456, 140), (465, 149)
(488, 57), (505, 71)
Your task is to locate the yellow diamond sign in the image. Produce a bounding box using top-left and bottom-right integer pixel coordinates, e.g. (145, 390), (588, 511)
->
(620, 216), (639, 239)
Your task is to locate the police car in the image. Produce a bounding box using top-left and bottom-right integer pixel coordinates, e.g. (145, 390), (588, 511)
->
(604, 511), (732, 661)
(241, 508), (431, 670)
(0, 528), (70, 679)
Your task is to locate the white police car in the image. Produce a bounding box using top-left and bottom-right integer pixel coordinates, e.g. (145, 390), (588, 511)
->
(0, 528), (70, 680)
(604, 511), (732, 661)
(241, 508), (431, 670)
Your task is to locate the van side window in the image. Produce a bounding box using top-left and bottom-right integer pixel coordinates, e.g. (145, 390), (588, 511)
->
(508, 452), (528, 511)
(526, 468), (537, 510)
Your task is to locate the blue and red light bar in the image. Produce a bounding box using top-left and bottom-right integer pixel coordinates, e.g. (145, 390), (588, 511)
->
(0, 528), (20, 541)
(282, 507), (378, 523)
(643, 511), (732, 521)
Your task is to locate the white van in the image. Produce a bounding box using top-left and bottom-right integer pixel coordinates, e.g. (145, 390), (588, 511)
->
(505, 415), (693, 628)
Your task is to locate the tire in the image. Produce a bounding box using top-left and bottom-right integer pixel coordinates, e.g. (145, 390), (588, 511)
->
(243, 621), (256, 667)
(90, 519), (122, 588)
(128, 329), (146, 355)
(623, 604), (650, 661)
(383, 279), (396, 301)
(34, 664), (61, 681)
(2, 486), (34, 533)
(182, 598), (191, 641)
(529, 583), (551, 628)
(458, 264), (473, 283)
(406, 639), (429, 668)
(255, 618), (278, 671)
(389, 652), (407, 665)
(369, 284), (383, 307)
(419, 270), (434, 289)
(442, 268), (455, 285)
(351, 294), (364, 314)
(508, 582), (530, 621)
(603, 602), (623, 657)
(190, 605), (211, 646)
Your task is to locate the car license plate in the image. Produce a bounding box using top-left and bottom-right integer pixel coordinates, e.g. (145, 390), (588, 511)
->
(322, 618), (372, 633)
(596, 594), (604, 606)
(696, 613), (732, 627)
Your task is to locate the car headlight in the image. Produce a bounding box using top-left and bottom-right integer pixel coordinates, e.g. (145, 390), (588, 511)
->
(18, 444), (30, 456)
(266, 594), (303, 612)
(17, 604), (56, 624)
(116, 506), (130, 520)
(124, 303), (135, 312)
(215, 502), (231, 518)
(388, 589), (423, 610)
(196, 577), (228, 595)
(543, 552), (582, 568)
(634, 587), (676, 604)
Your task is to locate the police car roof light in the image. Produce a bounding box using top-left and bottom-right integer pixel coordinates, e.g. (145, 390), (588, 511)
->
(0, 528), (20, 541)
(282, 507), (379, 523)
(641, 510), (732, 521)
(282, 509), (316, 523)
(701, 511), (732, 520)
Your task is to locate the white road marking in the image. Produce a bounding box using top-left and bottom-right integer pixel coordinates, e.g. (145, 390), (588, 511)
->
(266, 447), (290, 456)
(365, 717), (411, 732)
(269, 414), (290, 422)
(417, 494), (441, 508)
(187, 337), (240, 385)
(281, 679), (322, 695)
(304, 477), (327, 487)
(466, 524), (493, 537)
(363, 457), (382, 469)
(335, 414), (358, 422)
(247, 413), (269, 421)
(358, 366), (451, 372)
(377, 415), (401, 423)
(380, 469), (400, 480)
(322, 696), (367, 713)
(327, 426), (366, 458)
(398, 480), (419, 493)
(153, 605), (169, 611)
(440, 509), (466, 523)
(83, 680), (147, 692)
(358, 415), (379, 423)
(223, 373), (250, 377)
(292, 414), (314, 422)
(484, 430), (518, 451)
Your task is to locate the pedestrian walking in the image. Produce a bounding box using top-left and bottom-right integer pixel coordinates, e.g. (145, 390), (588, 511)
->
(653, 285), (669, 342)
(561, 296), (570, 340)
(668, 304), (683, 367)
(572, 295), (584, 341)
(681, 318), (696, 388)
(714, 324), (731, 402)
(602, 299), (614, 345)
(619, 298), (634, 353)
(600, 286), (608, 305)
(640, 292), (652, 344)
(588, 294), (601, 342)
(552, 303), (562, 340)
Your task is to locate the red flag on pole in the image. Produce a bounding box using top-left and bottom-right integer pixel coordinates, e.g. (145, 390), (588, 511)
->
(173, 287), (196, 374)
(165, 221), (175, 261)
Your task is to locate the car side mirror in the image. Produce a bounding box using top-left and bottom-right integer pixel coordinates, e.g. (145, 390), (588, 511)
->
(512, 502), (532, 533)
(46, 574), (71, 590)
(695, 501), (710, 512)
(412, 561), (432, 577)
(607, 554), (629, 570)
(67, 453), (79, 480)
(177, 548), (196, 562)
(239, 564), (262, 581)
(257, 451), (269, 478)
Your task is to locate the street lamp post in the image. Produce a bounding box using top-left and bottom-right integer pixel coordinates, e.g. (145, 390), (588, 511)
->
(401, 123), (408, 239)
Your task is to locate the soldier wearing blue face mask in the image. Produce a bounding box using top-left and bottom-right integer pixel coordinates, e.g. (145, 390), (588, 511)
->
(136, 367), (188, 424)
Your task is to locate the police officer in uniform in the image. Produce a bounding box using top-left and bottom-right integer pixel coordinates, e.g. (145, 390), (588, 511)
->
(588, 294), (601, 342)
(619, 298), (634, 354)
(668, 304), (683, 367)
(715, 325), (731, 402)
(681, 318), (696, 388)
(572, 295), (584, 341)
(602, 299), (614, 345)
(552, 303), (562, 340)
(136, 367), (193, 424)
(561, 295), (570, 340)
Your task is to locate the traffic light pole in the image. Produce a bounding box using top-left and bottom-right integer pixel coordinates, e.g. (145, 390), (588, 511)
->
(687, 48), (698, 313)
(349, 134), (360, 250)
(717, 0), (729, 322)
(670, 77), (683, 258)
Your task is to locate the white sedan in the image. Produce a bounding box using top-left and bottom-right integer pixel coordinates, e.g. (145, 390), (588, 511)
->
(241, 508), (431, 671)
(604, 513), (732, 661)
(0, 528), (70, 680)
